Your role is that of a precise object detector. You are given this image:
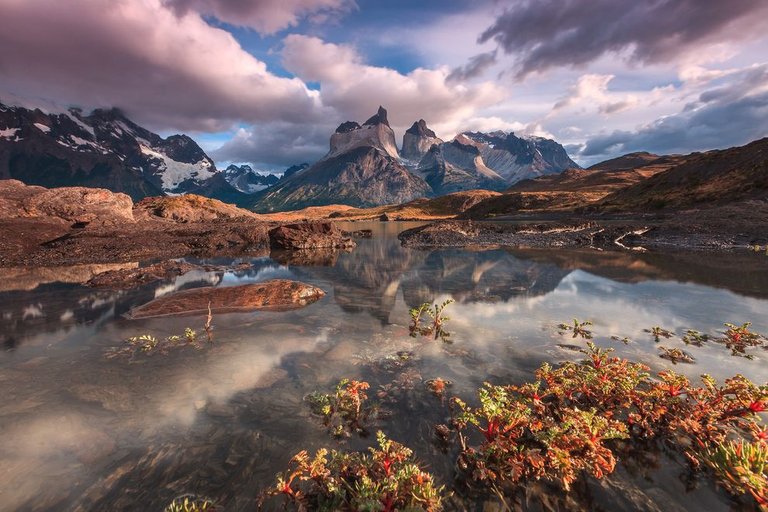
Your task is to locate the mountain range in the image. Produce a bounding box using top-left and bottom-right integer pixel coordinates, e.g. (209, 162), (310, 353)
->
(0, 102), (579, 211)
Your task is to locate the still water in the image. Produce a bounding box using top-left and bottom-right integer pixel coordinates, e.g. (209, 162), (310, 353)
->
(0, 222), (766, 511)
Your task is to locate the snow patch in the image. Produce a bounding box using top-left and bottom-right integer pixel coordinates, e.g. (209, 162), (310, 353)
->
(65, 112), (95, 136)
(33, 123), (51, 134)
(140, 144), (217, 191)
(0, 127), (19, 139)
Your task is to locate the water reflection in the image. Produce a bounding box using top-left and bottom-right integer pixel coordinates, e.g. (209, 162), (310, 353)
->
(0, 221), (766, 511)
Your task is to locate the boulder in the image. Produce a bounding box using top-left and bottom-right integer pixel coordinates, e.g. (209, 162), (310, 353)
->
(127, 279), (325, 319)
(268, 222), (355, 250)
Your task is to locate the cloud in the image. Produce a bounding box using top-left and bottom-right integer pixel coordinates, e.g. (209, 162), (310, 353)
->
(163, 0), (355, 34)
(212, 35), (507, 167)
(550, 74), (639, 116)
(281, 35), (505, 135)
(581, 65), (768, 157)
(0, 0), (321, 131)
(479, 0), (768, 78)
(212, 122), (332, 170)
(447, 50), (497, 82)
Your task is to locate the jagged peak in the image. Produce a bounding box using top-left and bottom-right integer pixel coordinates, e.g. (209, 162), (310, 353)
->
(88, 106), (130, 122)
(448, 139), (481, 155)
(406, 119), (437, 138)
(363, 106), (389, 127)
(335, 121), (361, 133)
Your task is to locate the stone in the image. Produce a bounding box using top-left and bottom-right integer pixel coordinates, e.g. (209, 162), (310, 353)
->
(0, 179), (135, 227)
(268, 222), (355, 250)
(86, 260), (200, 288)
(127, 279), (325, 319)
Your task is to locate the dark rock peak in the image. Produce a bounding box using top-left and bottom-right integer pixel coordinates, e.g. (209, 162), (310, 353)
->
(363, 106), (389, 127)
(283, 163), (310, 179)
(226, 163), (251, 172)
(335, 121), (361, 133)
(87, 106), (130, 123)
(426, 143), (442, 154)
(448, 139), (480, 155)
(406, 119), (436, 138)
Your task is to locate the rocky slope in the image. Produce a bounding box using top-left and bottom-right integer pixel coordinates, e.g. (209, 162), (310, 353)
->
(600, 137), (768, 210)
(251, 107), (431, 211)
(461, 154), (688, 218)
(455, 131), (579, 183)
(587, 151), (663, 171)
(223, 164), (279, 193)
(416, 139), (508, 194)
(0, 101), (244, 201)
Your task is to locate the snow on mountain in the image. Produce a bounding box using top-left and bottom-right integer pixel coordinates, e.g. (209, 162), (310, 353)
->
(0, 101), (234, 200)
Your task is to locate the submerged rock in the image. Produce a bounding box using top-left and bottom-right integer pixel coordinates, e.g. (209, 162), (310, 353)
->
(86, 260), (200, 288)
(268, 222), (355, 250)
(127, 279), (325, 319)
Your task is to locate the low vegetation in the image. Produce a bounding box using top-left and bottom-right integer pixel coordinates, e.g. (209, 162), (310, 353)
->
(261, 431), (444, 511)
(409, 299), (454, 341)
(265, 315), (768, 511)
(557, 318), (593, 339)
(164, 496), (217, 512)
(307, 379), (378, 437)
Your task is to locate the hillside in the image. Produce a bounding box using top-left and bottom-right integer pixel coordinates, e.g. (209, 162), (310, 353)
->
(600, 138), (768, 210)
(460, 155), (688, 218)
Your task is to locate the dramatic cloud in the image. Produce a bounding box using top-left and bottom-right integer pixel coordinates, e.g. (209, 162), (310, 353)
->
(0, 0), (321, 131)
(213, 122), (333, 170)
(479, 0), (768, 78)
(581, 65), (768, 158)
(447, 50), (497, 82)
(213, 35), (507, 167)
(163, 0), (355, 34)
(281, 35), (505, 132)
(551, 74), (638, 116)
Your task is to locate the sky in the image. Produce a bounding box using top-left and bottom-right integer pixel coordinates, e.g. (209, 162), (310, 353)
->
(1, 0), (768, 171)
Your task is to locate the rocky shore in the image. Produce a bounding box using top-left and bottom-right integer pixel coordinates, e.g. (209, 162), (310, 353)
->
(0, 180), (357, 267)
(398, 201), (768, 252)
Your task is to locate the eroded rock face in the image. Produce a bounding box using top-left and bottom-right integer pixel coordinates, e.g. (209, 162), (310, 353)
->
(127, 279), (325, 319)
(401, 119), (443, 161)
(0, 179), (135, 226)
(269, 222), (356, 250)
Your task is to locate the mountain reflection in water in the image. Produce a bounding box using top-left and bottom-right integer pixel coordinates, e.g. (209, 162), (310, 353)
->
(0, 221), (765, 511)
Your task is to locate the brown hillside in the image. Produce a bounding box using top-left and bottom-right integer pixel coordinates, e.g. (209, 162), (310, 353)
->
(460, 156), (687, 219)
(259, 190), (501, 222)
(600, 138), (768, 211)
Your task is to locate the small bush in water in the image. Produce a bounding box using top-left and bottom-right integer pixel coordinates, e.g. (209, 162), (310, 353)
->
(448, 343), (767, 507)
(263, 431), (444, 511)
(307, 379), (377, 437)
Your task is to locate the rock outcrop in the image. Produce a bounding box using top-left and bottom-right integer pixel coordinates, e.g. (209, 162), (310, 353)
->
(328, 106), (399, 159)
(0, 179), (134, 226)
(135, 194), (263, 222)
(127, 279), (325, 318)
(401, 119), (443, 161)
(269, 222), (355, 250)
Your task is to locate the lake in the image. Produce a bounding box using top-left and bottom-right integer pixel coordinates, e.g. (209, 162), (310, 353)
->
(0, 221), (766, 511)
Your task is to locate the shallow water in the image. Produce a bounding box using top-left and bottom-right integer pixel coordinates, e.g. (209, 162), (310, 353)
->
(0, 221), (766, 511)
